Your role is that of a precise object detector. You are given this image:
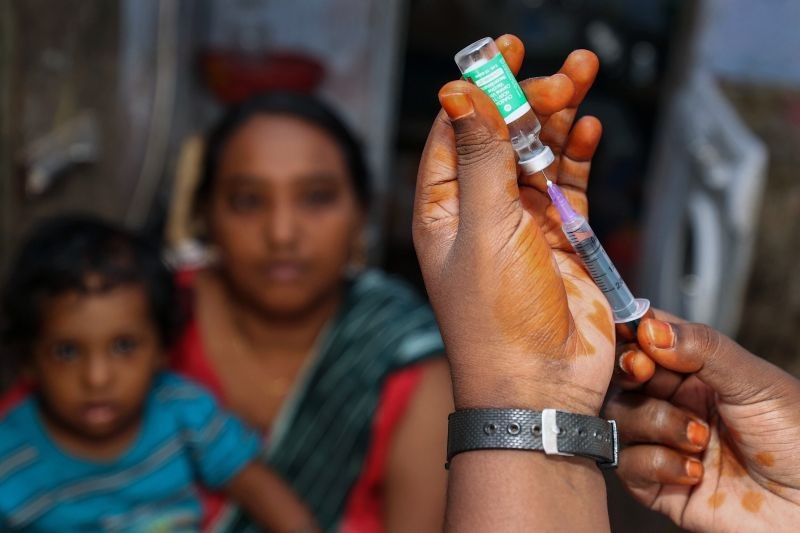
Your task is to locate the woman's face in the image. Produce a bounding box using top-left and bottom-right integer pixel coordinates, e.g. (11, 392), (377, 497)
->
(208, 114), (363, 317)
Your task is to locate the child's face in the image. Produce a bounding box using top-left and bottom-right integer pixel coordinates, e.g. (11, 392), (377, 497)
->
(31, 284), (164, 441)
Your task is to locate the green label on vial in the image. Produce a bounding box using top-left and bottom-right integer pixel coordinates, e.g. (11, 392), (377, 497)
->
(463, 53), (528, 120)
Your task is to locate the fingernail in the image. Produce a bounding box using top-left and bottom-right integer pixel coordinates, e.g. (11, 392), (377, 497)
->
(440, 92), (474, 121)
(686, 458), (703, 480)
(645, 319), (675, 349)
(687, 420), (710, 447)
(618, 351), (635, 374)
(495, 35), (515, 54)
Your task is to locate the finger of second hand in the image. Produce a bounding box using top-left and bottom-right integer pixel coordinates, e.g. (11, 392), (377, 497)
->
(642, 366), (686, 400)
(612, 354), (687, 400)
(617, 444), (703, 486)
(606, 393), (710, 453)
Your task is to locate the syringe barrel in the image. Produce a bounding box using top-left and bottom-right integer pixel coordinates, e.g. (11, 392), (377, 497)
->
(561, 216), (641, 322)
(454, 37), (554, 174)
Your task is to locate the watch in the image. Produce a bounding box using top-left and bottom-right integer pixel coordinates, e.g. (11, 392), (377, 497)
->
(446, 408), (618, 469)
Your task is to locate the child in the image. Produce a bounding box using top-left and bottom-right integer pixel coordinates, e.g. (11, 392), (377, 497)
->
(0, 215), (319, 532)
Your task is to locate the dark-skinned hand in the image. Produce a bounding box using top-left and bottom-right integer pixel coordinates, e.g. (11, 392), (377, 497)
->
(606, 313), (800, 531)
(413, 34), (613, 415)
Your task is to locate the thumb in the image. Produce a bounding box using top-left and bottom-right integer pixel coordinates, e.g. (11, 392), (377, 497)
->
(438, 80), (521, 229)
(637, 318), (794, 404)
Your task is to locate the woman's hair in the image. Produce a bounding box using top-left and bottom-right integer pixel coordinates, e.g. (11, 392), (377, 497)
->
(1, 214), (183, 360)
(196, 91), (370, 213)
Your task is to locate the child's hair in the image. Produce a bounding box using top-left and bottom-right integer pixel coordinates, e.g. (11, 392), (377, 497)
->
(1, 214), (182, 362)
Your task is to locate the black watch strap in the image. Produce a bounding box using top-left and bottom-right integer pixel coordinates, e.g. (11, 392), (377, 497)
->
(446, 408), (618, 469)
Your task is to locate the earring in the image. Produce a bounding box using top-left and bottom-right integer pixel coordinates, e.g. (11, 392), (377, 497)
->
(346, 231), (368, 276)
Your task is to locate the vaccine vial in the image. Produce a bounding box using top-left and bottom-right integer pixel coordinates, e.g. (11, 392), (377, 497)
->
(455, 37), (554, 175)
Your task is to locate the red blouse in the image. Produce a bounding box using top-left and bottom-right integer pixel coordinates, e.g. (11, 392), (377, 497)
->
(171, 270), (425, 532)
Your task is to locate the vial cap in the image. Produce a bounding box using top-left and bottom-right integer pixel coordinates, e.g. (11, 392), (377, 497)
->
(518, 146), (555, 174)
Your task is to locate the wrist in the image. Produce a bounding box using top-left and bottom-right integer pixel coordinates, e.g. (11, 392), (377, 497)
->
(453, 378), (602, 416)
(450, 366), (603, 416)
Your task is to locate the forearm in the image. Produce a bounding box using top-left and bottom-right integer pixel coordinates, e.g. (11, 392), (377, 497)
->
(446, 450), (608, 532)
(385, 359), (451, 533)
(226, 462), (320, 533)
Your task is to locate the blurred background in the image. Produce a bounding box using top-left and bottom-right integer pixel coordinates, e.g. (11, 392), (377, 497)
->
(1, 1), (798, 530)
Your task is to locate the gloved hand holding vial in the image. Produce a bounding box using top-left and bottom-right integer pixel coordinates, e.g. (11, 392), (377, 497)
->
(455, 37), (650, 333)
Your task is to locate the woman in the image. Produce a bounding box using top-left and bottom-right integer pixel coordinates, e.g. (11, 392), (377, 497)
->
(171, 91), (452, 532)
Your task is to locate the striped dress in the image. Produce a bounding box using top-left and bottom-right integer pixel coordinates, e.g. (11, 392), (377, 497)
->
(172, 269), (445, 532)
(0, 373), (261, 531)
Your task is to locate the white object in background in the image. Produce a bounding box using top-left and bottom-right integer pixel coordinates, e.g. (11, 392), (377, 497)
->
(23, 112), (100, 197)
(640, 70), (767, 335)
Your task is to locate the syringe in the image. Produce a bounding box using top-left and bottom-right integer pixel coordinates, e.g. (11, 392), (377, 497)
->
(451, 37), (649, 330)
(545, 177), (650, 327)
